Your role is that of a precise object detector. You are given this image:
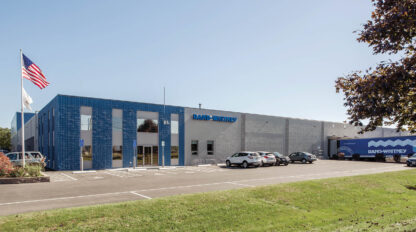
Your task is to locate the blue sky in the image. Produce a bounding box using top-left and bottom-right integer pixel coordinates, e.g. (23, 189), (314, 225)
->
(0, 0), (395, 128)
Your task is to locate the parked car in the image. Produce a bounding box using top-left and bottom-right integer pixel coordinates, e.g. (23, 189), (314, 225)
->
(407, 154), (416, 167)
(288, 152), (317, 164)
(273, 152), (289, 166)
(5, 151), (46, 167)
(257, 151), (277, 166)
(226, 152), (262, 168)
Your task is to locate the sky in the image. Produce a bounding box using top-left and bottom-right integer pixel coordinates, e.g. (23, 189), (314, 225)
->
(0, 0), (398, 128)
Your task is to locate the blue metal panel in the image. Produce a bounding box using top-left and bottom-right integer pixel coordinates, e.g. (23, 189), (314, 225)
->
(15, 112), (35, 131)
(92, 106), (112, 169)
(36, 95), (185, 170)
(123, 109), (136, 168)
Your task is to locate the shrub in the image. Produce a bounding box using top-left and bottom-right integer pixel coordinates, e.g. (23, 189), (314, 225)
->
(26, 165), (42, 177)
(0, 153), (13, 177)
(9, 167), (26, 177)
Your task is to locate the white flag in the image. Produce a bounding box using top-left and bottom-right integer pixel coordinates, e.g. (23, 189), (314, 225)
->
(22, 87), (33, 111)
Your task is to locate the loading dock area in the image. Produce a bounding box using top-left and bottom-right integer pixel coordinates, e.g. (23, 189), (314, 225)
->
(0, 160), (409, 216)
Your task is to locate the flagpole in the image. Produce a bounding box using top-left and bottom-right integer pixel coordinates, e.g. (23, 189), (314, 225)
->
(162, 86), (165, 168)
(20, 49), (25, 168)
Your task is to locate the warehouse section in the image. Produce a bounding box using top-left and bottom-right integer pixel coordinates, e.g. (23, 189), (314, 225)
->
(11, 94), (410, 170)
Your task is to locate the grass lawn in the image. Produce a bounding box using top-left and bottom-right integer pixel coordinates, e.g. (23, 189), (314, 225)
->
(1, 170), (416, 231)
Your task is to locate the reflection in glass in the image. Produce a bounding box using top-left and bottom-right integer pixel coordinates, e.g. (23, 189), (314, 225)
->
(171, 120), (178, 134)
(137, 146), (143, 166)
(191, 140), (198, 155)
(152, 146), (159, 166)
(82, 145), (92, 161)
(112, 146), (122, 160)
(171, 146), (179, 165)
(112, 117), (122, 132)
(81, 115), (92, 131)
(207, 141), (214, 155)
(144, 146), (152, 165)
(137, 119), (158, 133)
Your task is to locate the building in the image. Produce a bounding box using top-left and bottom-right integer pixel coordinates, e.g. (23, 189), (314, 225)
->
(11, 94), (409, 170)
(11, 112), (36, 151)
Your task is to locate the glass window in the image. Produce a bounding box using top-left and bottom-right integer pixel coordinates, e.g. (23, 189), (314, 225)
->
(112, 116), (122, 132)
(82, 145), (92, 161)
(112, 146), (122, 160)
(7, 153), (17, 160)
(207, 140), (214, 155)
(137, 119), (158, 133)
(152, 146), (159, 165)
(171, 146), (179, 163)
(137, 146), (144, 165)
(191, 140), (198, 155)
(81, 115), (92, 131)
(171, 120), (178, 134)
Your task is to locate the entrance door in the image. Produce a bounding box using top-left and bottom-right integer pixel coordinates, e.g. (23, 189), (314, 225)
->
(144, 146), (152, 165)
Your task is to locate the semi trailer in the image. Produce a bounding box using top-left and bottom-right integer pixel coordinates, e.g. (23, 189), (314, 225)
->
(328, 135), (416, 162)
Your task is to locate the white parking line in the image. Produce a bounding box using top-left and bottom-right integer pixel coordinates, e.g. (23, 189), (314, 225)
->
(60, 173), (77, 181)
(226, 182), (254, 187)
(0, 166), (406, 207)
(130, 191), (152, 199)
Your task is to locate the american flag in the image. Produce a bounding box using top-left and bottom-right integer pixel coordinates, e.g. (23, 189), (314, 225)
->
(22, 54), (49, 89)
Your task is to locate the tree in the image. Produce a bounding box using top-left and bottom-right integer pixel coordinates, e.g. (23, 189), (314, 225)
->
(335, 0), (416, 133)
(0, 127), (11, 150)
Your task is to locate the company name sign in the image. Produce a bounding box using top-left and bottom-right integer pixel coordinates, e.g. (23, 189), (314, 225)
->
(193, 114), (237, 123)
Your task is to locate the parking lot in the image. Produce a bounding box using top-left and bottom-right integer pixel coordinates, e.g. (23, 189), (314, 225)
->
(0, 160), (410, 216)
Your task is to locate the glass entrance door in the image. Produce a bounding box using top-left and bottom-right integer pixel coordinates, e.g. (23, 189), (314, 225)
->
(144, 146), (152, 165)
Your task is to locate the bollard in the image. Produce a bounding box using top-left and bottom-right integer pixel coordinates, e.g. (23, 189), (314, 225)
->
(81, 156), (84, 171)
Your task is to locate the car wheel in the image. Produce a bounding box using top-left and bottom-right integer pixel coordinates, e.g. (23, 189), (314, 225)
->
(308, 161), (313, 164)
(284, 162), (288, 166)
(275, 162), (280, 166)
(226, 160), (231, 167)
(291, 160), (294, 163)
(407, 162), (411, 167)
(242, 161), (248, 169)
(301, 159), (306, 164)
(261, 161), (264, 167)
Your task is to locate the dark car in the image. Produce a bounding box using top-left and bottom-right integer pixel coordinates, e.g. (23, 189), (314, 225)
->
(407, 154), (416, 167)
(288, 152), (317, 164)
(273, 152), (289, 166)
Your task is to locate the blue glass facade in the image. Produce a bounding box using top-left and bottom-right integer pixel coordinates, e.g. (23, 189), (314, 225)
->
(38, 95), (185, 170)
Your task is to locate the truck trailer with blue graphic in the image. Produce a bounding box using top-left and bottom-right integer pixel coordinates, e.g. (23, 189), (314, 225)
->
(331, 136), (416, 162)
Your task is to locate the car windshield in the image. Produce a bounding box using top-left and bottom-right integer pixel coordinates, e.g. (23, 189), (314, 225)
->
(31, 153), (42, 158)
(411, 154), (416, 158)
(273, 152), (283, 158)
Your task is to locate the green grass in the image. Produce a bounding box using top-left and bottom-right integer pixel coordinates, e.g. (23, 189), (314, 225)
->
(2, 170), (416, 231)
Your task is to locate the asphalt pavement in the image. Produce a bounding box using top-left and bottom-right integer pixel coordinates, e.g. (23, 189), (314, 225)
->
(0, 160), (410, 216)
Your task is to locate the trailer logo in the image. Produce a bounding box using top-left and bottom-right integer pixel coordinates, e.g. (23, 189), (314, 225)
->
(368, 139), (416, 147)
(193, 114), (237, 123)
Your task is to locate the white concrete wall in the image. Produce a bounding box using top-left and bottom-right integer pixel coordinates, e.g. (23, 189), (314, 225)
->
(184, 108), (242, 165)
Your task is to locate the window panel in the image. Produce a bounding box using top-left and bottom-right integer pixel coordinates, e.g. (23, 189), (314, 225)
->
(112, 146), (122, 160)
(207, 140), (214, 155)
(137, 119), (158, 133)
(81, 115), (92, 131)
(191, 140), (198, 155)
(82, 145), (92, 161)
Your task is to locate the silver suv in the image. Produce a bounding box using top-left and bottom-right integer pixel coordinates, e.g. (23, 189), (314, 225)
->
(226, 151), (262, 168)
(5, 151), (46, 167)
